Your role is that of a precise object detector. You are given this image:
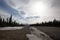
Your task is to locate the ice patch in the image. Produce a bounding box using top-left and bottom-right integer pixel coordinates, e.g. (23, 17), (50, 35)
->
(0, 27), (23, 30)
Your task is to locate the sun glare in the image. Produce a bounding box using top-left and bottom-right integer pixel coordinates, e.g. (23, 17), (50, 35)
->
(30, 1), (47, 17)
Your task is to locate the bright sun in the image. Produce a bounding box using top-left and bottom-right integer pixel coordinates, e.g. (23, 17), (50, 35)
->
(30, 1), (47, 17)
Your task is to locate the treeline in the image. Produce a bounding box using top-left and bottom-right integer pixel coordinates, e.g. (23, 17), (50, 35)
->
(30, 19), (60, 27)
(1, 15), (60, 27)
(0, 15), (24, 27)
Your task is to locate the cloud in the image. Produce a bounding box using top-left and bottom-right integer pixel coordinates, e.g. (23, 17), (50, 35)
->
(0, 0), (60, 24)
(0, 0), (18, 16)
(0, 7), (28, 24)
(51, 0), (60, 8)
(5, 0), (29, 9)
(0, 0), (26, 19)
(26, 16), (40, 19)
(4, 0), (40, 19)
(0, 8), (10, 19)
(44, 0), (60, 8)
(0, 0), (29, 23)
(4, 0), (30, 18)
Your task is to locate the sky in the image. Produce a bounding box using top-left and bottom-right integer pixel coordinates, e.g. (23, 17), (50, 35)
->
(0, 0), (60, 24)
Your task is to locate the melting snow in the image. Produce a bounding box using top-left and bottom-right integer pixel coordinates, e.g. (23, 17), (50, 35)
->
(0, 27), (23, 30)
(26, 27), (53, 40)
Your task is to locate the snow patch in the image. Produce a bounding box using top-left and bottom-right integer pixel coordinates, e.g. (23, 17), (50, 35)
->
(26, 34), (41, 40)
(26, 27), (53, 40)
(0, 27), (23, 30)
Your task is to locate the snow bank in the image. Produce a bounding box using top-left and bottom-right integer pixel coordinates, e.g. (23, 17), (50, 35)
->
(26, 27), (53, 40)
(0, 27), (23, 30)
